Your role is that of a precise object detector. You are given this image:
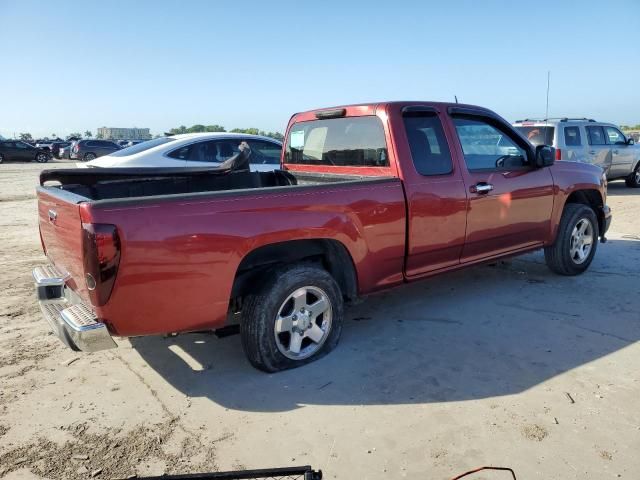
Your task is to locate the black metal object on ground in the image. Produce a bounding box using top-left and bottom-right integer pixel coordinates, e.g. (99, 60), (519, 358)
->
(139, 465), (322, 480)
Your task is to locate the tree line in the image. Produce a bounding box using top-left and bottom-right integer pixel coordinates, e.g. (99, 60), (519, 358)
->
(16, 125), (285, 142)
(621, 124), (640, 131)
(18, 131), (93, 142)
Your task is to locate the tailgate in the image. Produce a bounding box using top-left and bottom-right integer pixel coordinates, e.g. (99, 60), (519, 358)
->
(37, 187), (89, 301)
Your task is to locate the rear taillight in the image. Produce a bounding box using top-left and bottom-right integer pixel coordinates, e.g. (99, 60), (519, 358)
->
(73, 144), (79, 153)
(82, 223), (121, 306)
(555, 148), (562, 161)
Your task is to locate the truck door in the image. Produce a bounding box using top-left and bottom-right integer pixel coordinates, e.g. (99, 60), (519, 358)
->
(604, 125), (635, 179)
(585, 125), (612, 174)
(448, 109), (554, 263)
(396, 106), (468, 276)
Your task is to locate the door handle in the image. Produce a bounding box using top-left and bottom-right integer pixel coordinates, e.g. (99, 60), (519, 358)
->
(471, 183), (493, 194)
(613, 149), (618, 154)
(589, 150), (596, 155)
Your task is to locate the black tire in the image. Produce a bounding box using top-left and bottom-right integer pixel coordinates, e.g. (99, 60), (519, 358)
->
(240, 263), (344, 372)
(544, 203), (598, 276)
(625, 164), (640, 188)
(84, 153), (96, 161)
(35, 152), (49, 163)
(0, 153), (4, 164)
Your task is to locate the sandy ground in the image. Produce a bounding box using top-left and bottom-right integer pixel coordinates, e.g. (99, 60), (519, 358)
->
(0, 161), (638, 479)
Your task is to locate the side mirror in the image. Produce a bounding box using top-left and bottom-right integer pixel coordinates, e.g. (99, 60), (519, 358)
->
(627, 137), (635, 145)
(535, 145), (555, 168)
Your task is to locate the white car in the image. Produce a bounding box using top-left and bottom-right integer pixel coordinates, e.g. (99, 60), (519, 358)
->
(79, 133), (282, 171)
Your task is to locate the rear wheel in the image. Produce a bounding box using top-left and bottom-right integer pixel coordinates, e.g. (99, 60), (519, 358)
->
(544, 203), (598, 276)
(625, 164), (640, 188)
(84, 153), (96, 161)
(35, 152), (49, 163)
(240, 264), (344, 372)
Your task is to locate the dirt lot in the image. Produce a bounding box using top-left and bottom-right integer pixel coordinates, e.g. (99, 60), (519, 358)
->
(0, 161), (639, 479)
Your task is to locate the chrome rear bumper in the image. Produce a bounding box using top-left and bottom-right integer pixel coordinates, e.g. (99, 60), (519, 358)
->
(33, 265), (117, 352)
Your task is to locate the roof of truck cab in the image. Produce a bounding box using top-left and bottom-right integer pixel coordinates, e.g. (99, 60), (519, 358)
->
(291, 101), (494, 121)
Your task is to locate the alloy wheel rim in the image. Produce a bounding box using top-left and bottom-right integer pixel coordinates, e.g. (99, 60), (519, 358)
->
(635, 170), (640, 184)
(37, 153), (46, 162)
(569, 218), (594, 264)
(274, 286), (332, 360)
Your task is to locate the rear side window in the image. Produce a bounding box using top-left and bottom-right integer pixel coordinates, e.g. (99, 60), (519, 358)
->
(285, 116), (388, 167)
(246, 140), (282, 165)
(564, 126), (582, 146)
(403, 114), (453, 175)
(513, 126), (555, 146)
(586, 126), (606, 145)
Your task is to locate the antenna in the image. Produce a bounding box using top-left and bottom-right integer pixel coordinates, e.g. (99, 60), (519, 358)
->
(454, 95), (459, 104)
(545, 71), (550, 121)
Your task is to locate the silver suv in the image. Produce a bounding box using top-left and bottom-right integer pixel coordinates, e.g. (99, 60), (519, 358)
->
(513, 118), (640, 188)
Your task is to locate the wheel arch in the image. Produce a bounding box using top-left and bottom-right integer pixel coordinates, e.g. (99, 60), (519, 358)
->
(563, 188), (605, 236)
(231, 238), (358, 305)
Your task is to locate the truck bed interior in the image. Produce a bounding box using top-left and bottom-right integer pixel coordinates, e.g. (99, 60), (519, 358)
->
(39, 168), (386, 202)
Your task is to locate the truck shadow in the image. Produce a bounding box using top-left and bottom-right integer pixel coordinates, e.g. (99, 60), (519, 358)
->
(130, 238), (640, 412)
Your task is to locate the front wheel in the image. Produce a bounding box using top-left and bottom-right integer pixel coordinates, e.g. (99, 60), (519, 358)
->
(544, 203), (598, 276)
(35, 152), (49, 163)
(625, 164), (640, 188)
(240, 264), (344, 372)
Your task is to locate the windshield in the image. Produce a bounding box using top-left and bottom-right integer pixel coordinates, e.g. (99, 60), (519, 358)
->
(108, 137), (176, 157)
(514, 125), (555, 146)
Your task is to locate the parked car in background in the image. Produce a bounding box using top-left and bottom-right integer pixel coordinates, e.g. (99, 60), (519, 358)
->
(58, 143), (72, 159)
(70, 139), (121, 161)
(51, 141), (71, 158)
(81, 133), (282, 171)
(0, 140), (50, 163)
(35, 140), (55, 152)
(513, 118), (640, 187)
(35, 101), (610, 371)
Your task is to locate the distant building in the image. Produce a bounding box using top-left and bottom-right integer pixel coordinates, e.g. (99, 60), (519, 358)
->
(97, 127), (151, 140)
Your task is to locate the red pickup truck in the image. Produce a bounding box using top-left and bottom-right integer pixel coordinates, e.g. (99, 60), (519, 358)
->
(34, 101), (611, 371)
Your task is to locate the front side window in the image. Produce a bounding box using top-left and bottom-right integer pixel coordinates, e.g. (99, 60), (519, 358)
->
(15, 141), (30, 149)
(586, 126), (606, 145)
(564, 126), (582, 146)
(246, 140), (282, 165)
(285, 116), (389, 167)
(169, 140), (242, 163)
(403, 114), (453, 176)
(453, 117), (528, 170)
(604, 126), (626, 145)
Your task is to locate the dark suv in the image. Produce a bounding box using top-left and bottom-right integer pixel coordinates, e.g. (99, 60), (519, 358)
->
(0, 140), (50, 163)
(71, 140), (120, 161)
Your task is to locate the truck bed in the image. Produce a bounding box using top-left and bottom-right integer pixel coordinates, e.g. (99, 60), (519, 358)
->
(39, 167), (387, 203)
(37, 167), (406, 337)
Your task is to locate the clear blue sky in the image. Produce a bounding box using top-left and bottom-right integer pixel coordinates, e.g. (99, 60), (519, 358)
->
(1, 0), (639, 138)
